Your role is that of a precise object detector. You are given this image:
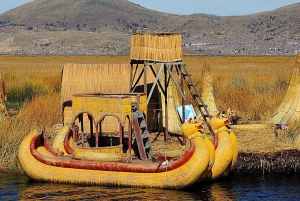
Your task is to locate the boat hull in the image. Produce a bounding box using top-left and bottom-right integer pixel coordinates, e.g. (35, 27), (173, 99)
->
(207, 129), (234, 180)
(18, 128), (211, 189)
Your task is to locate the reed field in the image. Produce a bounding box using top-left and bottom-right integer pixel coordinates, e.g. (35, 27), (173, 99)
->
(0, 55), (296, 172)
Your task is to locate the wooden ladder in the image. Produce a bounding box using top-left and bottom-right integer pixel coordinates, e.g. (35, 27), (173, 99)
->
(180, 64), (214, 134)
(132, 110), (153, 160)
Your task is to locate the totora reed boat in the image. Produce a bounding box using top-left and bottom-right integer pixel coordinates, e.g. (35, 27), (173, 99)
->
(18, 92), (220, 189)
(18, 33), (238, 189)
(18, 92), (238, 189)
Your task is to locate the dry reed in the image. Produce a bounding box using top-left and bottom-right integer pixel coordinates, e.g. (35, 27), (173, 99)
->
(184, 56), (294, 122)
(1, 55), (293, 122)
(268, 54), (300, 125)
(0, 93), (61, 172)
(0, 55), (297, 172)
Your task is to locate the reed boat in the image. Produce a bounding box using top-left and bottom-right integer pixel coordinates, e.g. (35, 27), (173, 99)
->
(18, 32), (239, 187)
(206, 116), (239, 180)
(18, 92), (214, 189)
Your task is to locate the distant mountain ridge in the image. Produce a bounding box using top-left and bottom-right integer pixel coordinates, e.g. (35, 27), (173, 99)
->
(0, 0), (299, 55)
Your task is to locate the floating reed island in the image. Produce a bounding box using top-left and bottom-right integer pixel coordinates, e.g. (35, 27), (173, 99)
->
(229, 55), (300, 175)
(231, 123), (300, 175)
(234, 150), (300, 175)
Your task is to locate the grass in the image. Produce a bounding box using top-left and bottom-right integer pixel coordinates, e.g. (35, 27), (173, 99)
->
(0, 55), (296, 172)
(0, 94), (61, 173)
(184, 56), (294, 121)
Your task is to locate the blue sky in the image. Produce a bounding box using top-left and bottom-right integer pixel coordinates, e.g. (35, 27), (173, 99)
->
(1, 0), (299, 16)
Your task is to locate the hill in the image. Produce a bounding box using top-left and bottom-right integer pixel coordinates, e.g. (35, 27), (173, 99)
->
(0, 0), (300, 55)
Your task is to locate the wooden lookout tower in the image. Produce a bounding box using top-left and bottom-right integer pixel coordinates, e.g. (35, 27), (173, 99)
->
(129, 33), (213, 140)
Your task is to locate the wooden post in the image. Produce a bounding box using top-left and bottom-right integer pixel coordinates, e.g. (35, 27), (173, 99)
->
(72, 124), (76, 143)
(180, 64), (186, 145)
(144, 62), (147, 95)
(119, 122), (123, 146)
(95, 124), (99, 148)
(129, 61), (133, 92)
(128, 120), (132, 159)
(164, 63), (168, 142)
(80, 114), (84, 147)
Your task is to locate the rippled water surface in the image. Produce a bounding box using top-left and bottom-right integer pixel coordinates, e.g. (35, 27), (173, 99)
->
(1, 173), (300, 200)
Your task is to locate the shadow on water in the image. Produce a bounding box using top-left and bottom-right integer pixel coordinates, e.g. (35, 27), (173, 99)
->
(1, 173), (300, 200)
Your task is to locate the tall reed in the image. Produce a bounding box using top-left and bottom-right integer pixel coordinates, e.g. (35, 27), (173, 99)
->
(0, 93), (61, 172)
(184, 56), (294, 122)
(0, 55), (296, 172)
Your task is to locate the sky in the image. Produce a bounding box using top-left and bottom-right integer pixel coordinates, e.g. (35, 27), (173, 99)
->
(0, 0), (299, 16)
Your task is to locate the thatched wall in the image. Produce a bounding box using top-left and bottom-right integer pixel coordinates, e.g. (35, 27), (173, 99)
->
(130, 33), (183, 62)
(62, 64), (133, 103)
(62, 64), (135, 132)
(61, 63), (165, 132)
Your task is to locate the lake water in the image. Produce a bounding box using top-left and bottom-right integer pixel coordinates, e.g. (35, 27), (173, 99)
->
(1, 172), (300, 200)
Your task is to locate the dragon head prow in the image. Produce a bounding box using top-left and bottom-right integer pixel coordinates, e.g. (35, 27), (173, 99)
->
(210, 115), (232, 131)
(181, 121), (204, 138)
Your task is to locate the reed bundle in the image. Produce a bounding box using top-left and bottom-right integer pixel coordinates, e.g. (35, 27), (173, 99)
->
(160, 74), (183, 134)
(201, 59), (219, 117)
(130, 33), (183, 62)
(268, 54), (300, 125)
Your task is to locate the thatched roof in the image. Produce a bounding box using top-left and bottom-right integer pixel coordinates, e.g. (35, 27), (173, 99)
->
(130, 33), (182, 62)
(268, 54), (300, 125)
